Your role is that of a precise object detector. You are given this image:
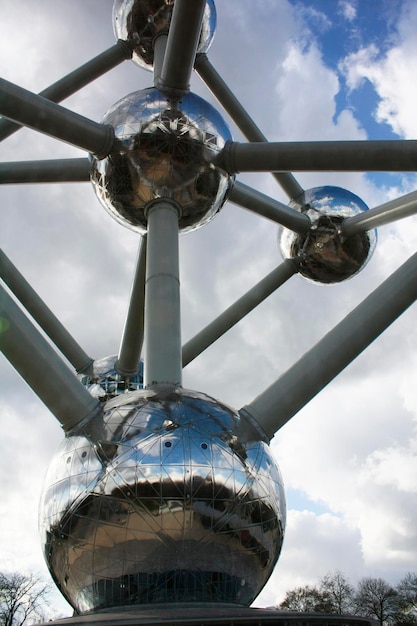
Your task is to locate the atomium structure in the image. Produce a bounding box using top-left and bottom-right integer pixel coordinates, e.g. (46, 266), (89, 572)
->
(1, 1), (417, 625)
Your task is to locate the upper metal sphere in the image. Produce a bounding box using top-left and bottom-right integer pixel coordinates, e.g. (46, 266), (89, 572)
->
(112, 0), (216, 70)
(39, 387), (285, 613)
(279, 186), (377, 284)
(90, 88), (233, 233)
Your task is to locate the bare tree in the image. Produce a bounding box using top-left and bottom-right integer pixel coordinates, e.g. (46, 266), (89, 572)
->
(279, 585), (334, 613)
(355, 577), (398, 626)
(320, 570), (355, 614)
(396, 573), (417, 625)
(0, 572), (50, 626)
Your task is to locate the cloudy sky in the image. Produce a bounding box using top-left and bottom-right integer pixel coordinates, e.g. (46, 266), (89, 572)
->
(1, 0), (417, 617)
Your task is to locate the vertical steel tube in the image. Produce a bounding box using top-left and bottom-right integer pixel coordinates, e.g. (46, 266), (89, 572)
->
(144, 201), (182, 387)
(0, 287), (99, 431)
(153, 35), (168, 88)
(241, 250), (417, 439)
(158, 0), (206, 96)
(116, 236), (147, 377)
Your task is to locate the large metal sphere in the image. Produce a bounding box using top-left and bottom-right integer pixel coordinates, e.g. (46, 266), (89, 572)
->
(90, 88), (233, 233)
(279, 186), (377, 284)
(112, 0), (216, 70)
(39, 387), (285, 613)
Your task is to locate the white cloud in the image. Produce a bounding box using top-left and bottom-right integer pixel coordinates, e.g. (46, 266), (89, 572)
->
(274, 41), (366, 141)
(340, 1), (417, 138)
(293, 5), (332, 34)
(255, 510), (364, 607)
(271, 363), (417, 576)
(338, 0), (357, 22)
(361, 439), (417, 493)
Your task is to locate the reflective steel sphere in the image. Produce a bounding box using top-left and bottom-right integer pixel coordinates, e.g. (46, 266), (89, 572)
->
(39, 387), (285, 613)
(79, 355), (143, 401)
(279, 186), (377, 284)
(90, 88), (233, 233)
(113, 0), (216, 70)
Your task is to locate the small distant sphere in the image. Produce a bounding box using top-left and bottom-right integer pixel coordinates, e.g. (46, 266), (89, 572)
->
(79, 355), (143, 401)
(90, 88), (233, 233)
(279, 186), (377, 284)
(39, 387), (285, 613)
(113, 0), (216, 70)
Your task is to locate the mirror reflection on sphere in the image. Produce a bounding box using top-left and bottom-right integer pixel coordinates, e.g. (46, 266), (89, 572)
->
(79, 355), (144, 401)
(279, 186), (377, 284)
(90, 88), (234, 233)
(112, 0), (217, 70)
(39, 387), (286, 613)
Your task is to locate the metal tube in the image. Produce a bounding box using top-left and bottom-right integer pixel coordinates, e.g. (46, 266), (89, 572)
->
(0, 78), (114, 158)
(182, 259), (297, 367)
(0, 250), (93, 375)
(0, 40), (133, 143)
(144, 201), (182, 387)
(240, 250), (417, 439)
(0, 158), (90, 184)
(116, 236), (147, 378)
(153, 35), (168, 88)
(158, 0), (206, 96)
(0, 286), (100, 431)
(230, 181), (310, 233)
(195, 53), (303, 200)
(218, 140), (417, 173)
(342, 190), (417, 237)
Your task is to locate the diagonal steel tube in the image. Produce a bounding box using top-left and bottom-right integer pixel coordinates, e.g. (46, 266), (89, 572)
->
(0, 250), (93, 375)
(182, 259), (298, 367)
(158, 0), (206, 96)
(0, 158), (90, 184)
(195, 53), (303, 200)
(0, 286), (100, 431)
(0, 40), (133, 143)
(217, 140), (417, 173)
(342, 189), (417, 236)
(116, 236), (147, 378)
(0, 78), (114, 158)
(240, 250), (417, 440)
(230, 181), (310, 233)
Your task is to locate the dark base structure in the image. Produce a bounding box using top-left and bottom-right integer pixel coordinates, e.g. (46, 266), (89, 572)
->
(47, 605), (378, 626)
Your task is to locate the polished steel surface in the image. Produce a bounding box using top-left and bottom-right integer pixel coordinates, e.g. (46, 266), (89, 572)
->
(79, 355), (144, 401)
(112, 0), (216, 70)
(39, 387), (286, 613)
(279, 186), (377, 284)
(90, 87), (233, 233)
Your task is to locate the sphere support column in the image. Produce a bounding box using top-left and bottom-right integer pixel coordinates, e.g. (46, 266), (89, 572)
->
(144, 200), (182, 387)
